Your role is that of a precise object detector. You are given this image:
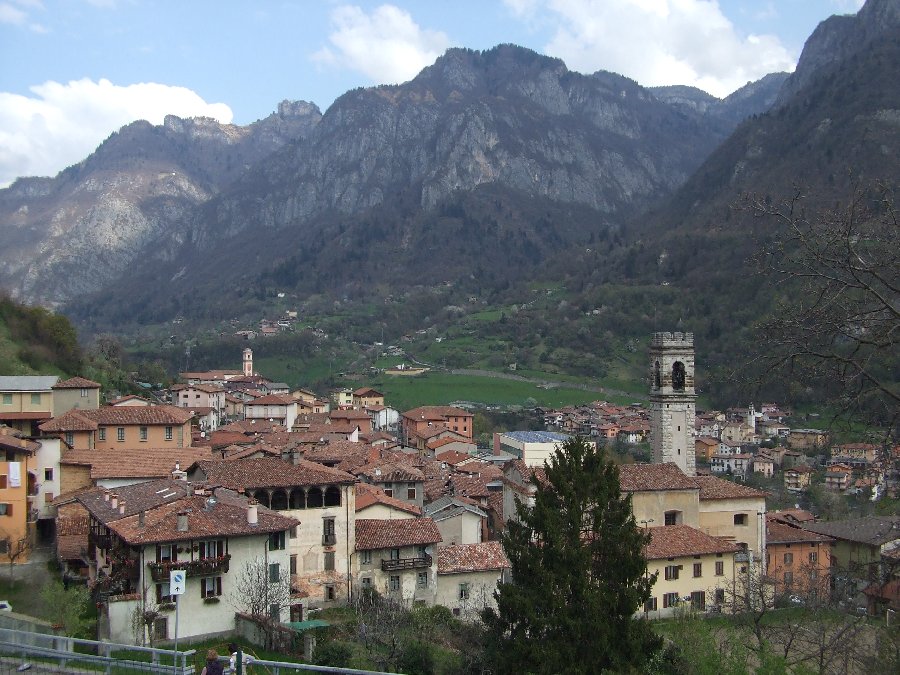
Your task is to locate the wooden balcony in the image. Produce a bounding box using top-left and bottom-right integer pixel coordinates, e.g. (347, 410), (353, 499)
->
(89, 531), (112, 551)
(147, 554), (231, 582)
(381, 554), (432, 572)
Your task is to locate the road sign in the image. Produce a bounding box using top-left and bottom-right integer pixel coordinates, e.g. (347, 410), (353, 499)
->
(170, 570), (186, 595)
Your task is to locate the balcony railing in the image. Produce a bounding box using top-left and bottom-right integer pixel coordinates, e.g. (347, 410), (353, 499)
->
(322, 533), (337, 546)
(89, 531), (112, 551)
(382, 554), (432, 572)
(147, 555), (231, 582)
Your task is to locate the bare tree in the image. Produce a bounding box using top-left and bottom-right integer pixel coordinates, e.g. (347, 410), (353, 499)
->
(1, 533), (32, 584)
(229, 556), (292, 649)
(745, 181), (899, 439)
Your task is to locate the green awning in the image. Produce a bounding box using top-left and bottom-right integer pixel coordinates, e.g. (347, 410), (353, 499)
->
(285, 619), (330, 631)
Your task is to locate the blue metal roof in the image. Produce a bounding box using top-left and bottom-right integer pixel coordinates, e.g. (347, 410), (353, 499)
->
(503, 431), (571, 443)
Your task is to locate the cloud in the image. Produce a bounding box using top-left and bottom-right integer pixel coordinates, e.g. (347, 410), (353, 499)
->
(0, 3), (28, 25)
(522, 0), (796, 97)
(0, 79), (232, 187)
(311, 4), (452, 84)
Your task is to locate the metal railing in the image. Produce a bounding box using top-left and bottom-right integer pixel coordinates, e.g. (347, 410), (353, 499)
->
(0, 627), (195, 674)
(214, 653), (401, 675)
(381, 554), (431, 571)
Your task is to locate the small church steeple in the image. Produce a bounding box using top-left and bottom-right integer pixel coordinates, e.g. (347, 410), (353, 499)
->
(649, 332), (697, 476)
(242, 347), (253, 377)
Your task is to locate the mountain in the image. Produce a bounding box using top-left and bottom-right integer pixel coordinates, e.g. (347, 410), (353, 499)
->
(4, 44), (783, 327)
(0, 101), (321, 306)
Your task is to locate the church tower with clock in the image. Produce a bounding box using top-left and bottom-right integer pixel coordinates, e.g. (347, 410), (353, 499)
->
(649, 332), (696, 476)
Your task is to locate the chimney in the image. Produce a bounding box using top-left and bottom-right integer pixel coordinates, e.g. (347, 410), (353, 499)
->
(186, 483), (194, 496)
(118, 500), (126, 515)
(176, 511), (189, 532)
(368, 445), (380, 464)
(247, 499), (258, 526)
(110, 494), (119, 509)
(138, 511), (145, 528)
(103, 490), (111, 502)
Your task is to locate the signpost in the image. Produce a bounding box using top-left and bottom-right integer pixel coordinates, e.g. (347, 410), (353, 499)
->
(170, 570), (186, 665)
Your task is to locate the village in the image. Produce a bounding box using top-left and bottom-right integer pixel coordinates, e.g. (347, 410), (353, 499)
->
(0, 331), (898, 656)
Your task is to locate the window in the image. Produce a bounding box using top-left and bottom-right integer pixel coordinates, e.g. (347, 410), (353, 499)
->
(662, 592), (680, 609)
(290, 604), (303, 622)
(0, 540), (7, 554)
(201, 576), (222, 598)
(715, 561), (724, 576)
(407, 487), (416, 500)
(153, 617), (168, 641)
(269, 563), (281, 583)
(809, 551), (818, 564)
(157, 544), (176, 562)
(44, 468), (53, 482)
(98, 428), (106, 441)
(390, 575), (401, 592)
(324, 551), (335, 571)
(783, 552), (793, 565)
(198, 540), (223, 559)
(289, 525), (298, 539)
(417, 571), (428, 588)
(664, 565), (680, 580)
(361, 550), (372, 565)
(784, 571), (793, 587)
(0, 475), (5, 489)
(163, 425), (174, 441)
(139, 426), (148, 441)
(644, 597), (658, 612)
(0, 504), (12, 517)
(156, 582), (173, 603)
(664, 511), (681, 526)
(64, 432), (74, 447)
(690, 591), (706, 610)
(290, 555), (297, 575)
(734, 514), (748, 526)
(323, 517), (336, 545)
(715, 588), (725, 605)
(116, 427), (125, 442)
(31, 393), (41, 405)
(325, 584), (336, 600)
(1, 394), (11, 405)
(269, 531), (286, 551)
(389, 548), (400, 561)
(693, 563), (702, 578)
(458, 583), (470, 600)
(269, 604), (280, 621)
(384, 488), (393, 497)
(360, 577), (372, 589)
(80, 388), (88, 398)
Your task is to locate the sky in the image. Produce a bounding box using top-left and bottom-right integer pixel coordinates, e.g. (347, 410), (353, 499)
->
(0, 0), (866, 188)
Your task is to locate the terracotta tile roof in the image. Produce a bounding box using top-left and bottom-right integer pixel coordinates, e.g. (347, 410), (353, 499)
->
(618, 463), (698, 492)
(766, 520), (834, 545)
(693, 475), (768, 500)
(61, 447), (214, 479)
(192, 457), (355, 489)
(329, 409), (372, 421)
(246, 394), (295, 406)
(108, 489), (298, 544)
(53, 376), (101, 389)
(43, 405), (193, 430)
(0, 426), (40, 454)
(355, 483), (422, 516)
(304, 440), (371, 464)
(109, 395), (152, 405)
(768, 508), (816, 524)
(353, 387), (383, 397)
(354, 461), (425, 483)
(645, 525), (740, 560)
(438, 541), (509, 574)
(455, 461), (503, 479)
(355, 518), (442, 550)
(436, 449), (472, 464)
(450, 474), (492, 499)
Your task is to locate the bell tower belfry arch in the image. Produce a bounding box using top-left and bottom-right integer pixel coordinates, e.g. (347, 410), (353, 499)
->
(649, 332), (696, 476)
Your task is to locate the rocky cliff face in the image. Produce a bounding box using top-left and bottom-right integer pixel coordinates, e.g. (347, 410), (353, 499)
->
(0, 101), (321, 306)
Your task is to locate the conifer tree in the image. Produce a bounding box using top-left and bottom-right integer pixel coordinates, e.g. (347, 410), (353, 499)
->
(483, 437), (660, 673)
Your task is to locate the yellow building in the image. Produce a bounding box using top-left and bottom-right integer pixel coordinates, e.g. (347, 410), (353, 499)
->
(40, 405), (194, 450)
(0, 427), (41, 563)
(0, 376), (57, 436)
(643, 524), (739, 618)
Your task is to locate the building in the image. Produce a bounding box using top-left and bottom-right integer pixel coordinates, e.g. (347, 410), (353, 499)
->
(39, 405), (194, 450)
(424, 495), (488, 548)
(643, 525), (739, 618)
(352, 388), (384, 409)
(784, 466), (814, 492)
(354, 518), (442, 603)
(649, 332), (697, 476)
(243, 395), (298, 430)
(493, 431), (573, 468)
(824, 464), (853, 492)
(355, 483), (421, 520)
(171, 384), (226, 413)
(76, 480), (296, 645)
(435, 541), (509, 620)
(242, 348), (253, 377)
(402, 406), (473, 448)
(0, 427), (41, 563)
(51, 377), (102, 415)
(765, 517), (833, 600)
(788, 429), (828, 451)
(0, 376), (59, 435)
(189, 457), (356, 609)
(804, 516), (900, 591)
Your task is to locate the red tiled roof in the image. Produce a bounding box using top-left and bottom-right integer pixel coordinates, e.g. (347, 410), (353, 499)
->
(353, 387), (383, 397)
(438, 541), (509, 574)
(39, 409), (98, 432)
(354, 461), (424, 483)
(53, 376), (101, 389)
(645, 525), (739, 560)
(193, 457), (355, 489)
(42, 405), (193, 431)
(766, 520), (834, 545)
(355, 518), (442, 550)
(436, 449), (472, 465)
(619, 463), (698, 492)
(402, 406), (472, 420)
(246, 394), (295, 406)
(693, 475), (768, 500)
(61, 447), (213, 479)
(355, 483), (421, 516)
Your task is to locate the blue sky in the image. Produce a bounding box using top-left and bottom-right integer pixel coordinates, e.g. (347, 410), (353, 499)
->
(0, 0), (865, 187)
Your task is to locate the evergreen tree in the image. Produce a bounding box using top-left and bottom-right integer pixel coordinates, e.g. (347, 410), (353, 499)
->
(483, 437), (660, 673)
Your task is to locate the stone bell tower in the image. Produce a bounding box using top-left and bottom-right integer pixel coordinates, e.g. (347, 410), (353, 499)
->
(649, 332), (696, 476)
(242, 347), (253, 377)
